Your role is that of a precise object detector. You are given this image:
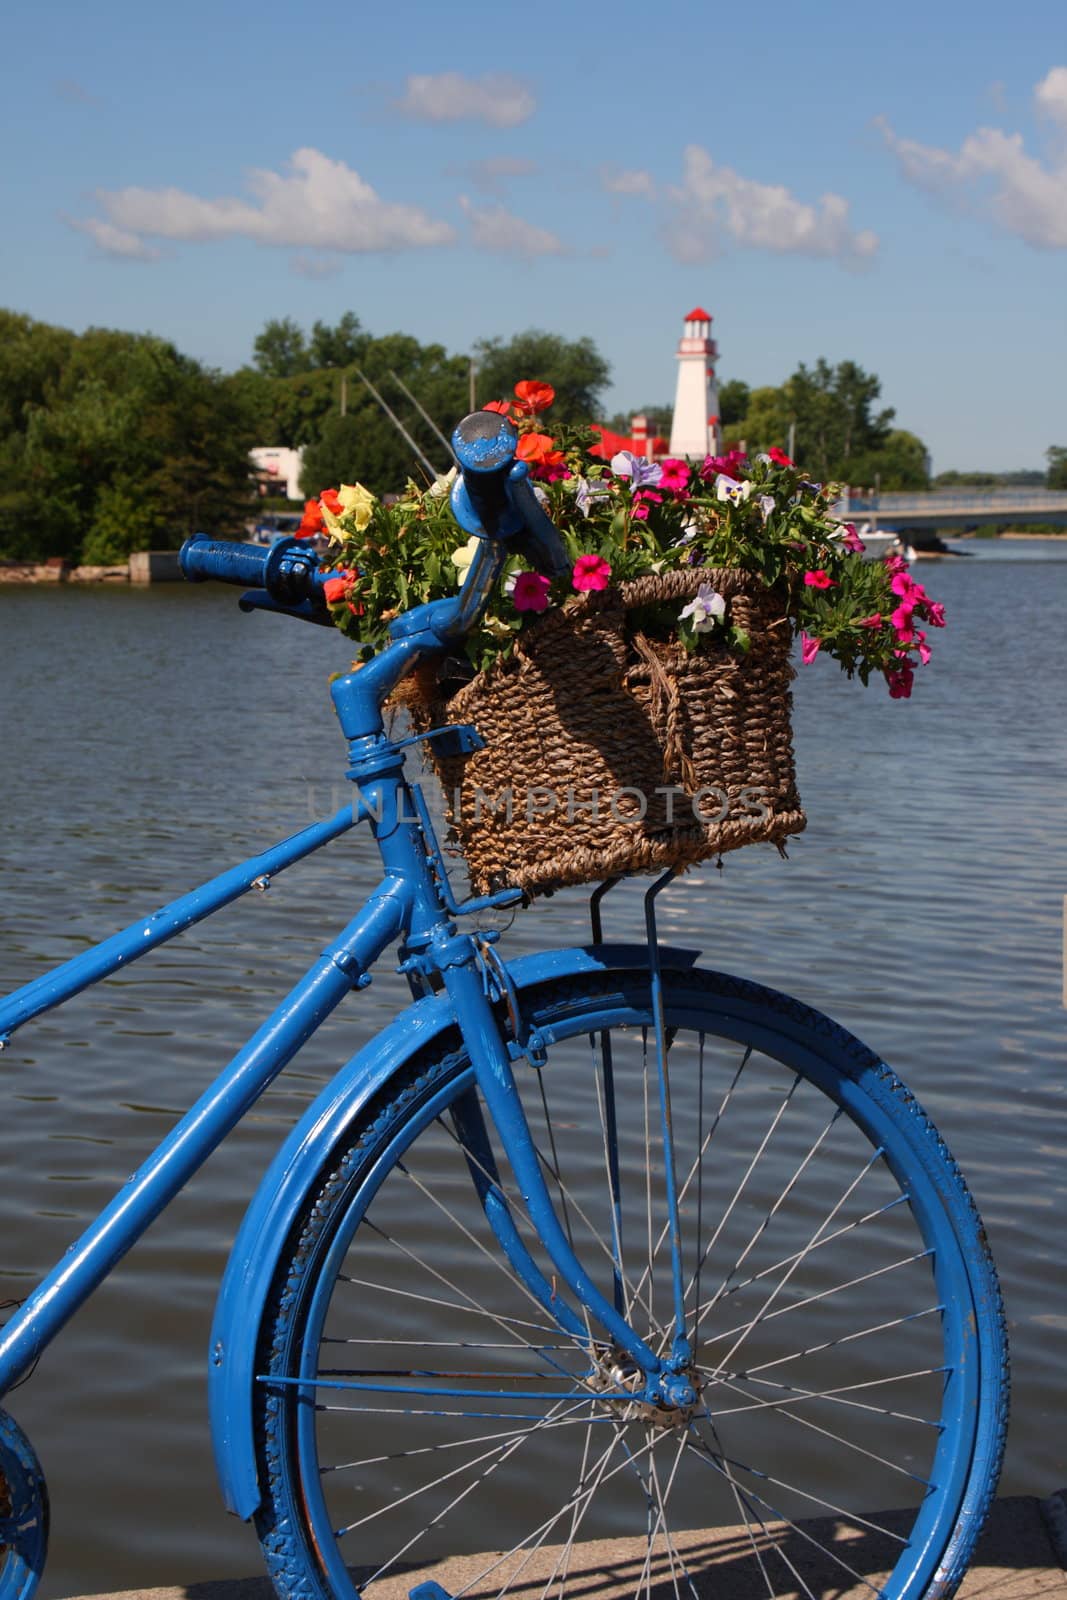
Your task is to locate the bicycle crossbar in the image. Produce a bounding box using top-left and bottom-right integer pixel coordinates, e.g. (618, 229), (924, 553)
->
(0, 803), (364, 1043)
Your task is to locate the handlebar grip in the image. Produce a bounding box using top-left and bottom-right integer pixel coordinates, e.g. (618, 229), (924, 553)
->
(179, 535), (271, 587)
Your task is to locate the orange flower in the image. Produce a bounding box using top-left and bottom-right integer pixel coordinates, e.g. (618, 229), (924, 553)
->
(322, 576), (350, 603)
(298, 498), (325, 537)
(513, 380), (555, 415)
(320, 488), (343, 515)
(516, 432), (564, 468)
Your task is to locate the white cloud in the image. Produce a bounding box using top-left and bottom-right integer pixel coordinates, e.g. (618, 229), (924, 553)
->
(396, 72), (535, 128)
(1035, 65), (1067, 128)
(459, 156), (539, 194)
(878, 71), (1067, 250)
(78, 148), (456, 257)
(601, 167), (656, 198)
(71, 217), (161, 262)
(458, 196), (565, 257)
(665, 146), (878, 264)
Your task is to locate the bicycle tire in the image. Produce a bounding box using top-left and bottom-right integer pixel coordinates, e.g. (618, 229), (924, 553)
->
(251, 965), (1007, 1600)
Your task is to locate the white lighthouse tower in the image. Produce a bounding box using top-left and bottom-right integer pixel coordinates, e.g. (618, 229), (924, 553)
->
(668, 306), (721, 460)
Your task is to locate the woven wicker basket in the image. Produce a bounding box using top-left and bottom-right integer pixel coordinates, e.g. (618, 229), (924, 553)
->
(404, 568), (805, 899)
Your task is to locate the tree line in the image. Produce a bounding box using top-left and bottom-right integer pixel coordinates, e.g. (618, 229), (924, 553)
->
(1, 304), (1062, 565)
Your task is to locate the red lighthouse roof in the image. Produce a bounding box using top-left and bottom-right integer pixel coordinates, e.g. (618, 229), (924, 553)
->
(685, 306), (711, 321)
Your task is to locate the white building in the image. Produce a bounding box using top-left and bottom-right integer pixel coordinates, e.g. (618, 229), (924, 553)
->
(668, 307), (722, 461)
(250, 445), (305, 501)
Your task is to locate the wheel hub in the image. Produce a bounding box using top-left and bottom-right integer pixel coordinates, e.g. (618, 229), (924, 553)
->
(586, 1348), (703, 1429)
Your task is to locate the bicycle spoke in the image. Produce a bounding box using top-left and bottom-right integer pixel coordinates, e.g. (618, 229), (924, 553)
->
(685, 1422), (889, 1593)
(711, 1367), (944, 1427)
(714, 1370), (934, 1485)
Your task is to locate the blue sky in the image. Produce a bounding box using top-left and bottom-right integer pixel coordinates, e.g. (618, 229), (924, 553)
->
(3, 0), (1065, 472)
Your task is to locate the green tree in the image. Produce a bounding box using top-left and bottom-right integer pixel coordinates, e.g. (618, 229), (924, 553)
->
(1047, 446), (1067, 490)
(309, 312), (367, 370)
(473, 329), (610, 425)
(723, 385), (791, 453)
(718, 379), (750, 428)
(784, 359), (894, 482)
(0, 315), (259, 561)
(849, 430), (930, 492)
(253, 316), (311, 378)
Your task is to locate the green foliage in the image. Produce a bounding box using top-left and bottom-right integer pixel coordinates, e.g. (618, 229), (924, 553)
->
(252, 316), (311, 378)
(0, 312), (259, 561)
(308, 312), (367, 369)
(1047, 446), (1067, 490)
(717, 379), (750, 428)
(473, 329), (610, 425)
(722, 360), (927, 492)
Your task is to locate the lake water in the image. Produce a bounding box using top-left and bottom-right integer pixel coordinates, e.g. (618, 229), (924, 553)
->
(2, 540), (1066, 1596)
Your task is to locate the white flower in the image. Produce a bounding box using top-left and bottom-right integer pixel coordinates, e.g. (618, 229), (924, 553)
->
(428, 466), (458, 499)
(679, 583), (726, 633)
(759, 494), (776, 523)
(715, 474), (752, 505)
(451, 536), (481, 578)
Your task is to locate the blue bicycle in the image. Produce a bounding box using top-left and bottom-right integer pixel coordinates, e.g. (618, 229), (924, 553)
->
(0, 414), (1007, 1600)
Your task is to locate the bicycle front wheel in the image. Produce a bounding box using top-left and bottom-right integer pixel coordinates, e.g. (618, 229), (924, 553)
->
(252, 966), (1006, 1600)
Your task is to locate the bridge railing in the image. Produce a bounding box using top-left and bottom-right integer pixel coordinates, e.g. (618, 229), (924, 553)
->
(843, 489), (1067, 515)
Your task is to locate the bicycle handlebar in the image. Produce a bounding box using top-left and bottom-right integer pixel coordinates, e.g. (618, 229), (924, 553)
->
(180, 537), (272, 588)
(179, 410), (570, 642)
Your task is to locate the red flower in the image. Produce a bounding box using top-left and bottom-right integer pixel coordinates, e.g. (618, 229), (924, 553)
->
(323, 574), (352, 604)
(297, 498), (325, 537)
(513, 380), (556, 415)
(320, 488), (342, 515)
(767, 446), (794, 467)
(516, 432), (564, 468)
(482, 399), (513, 415)
(803, 569), (836, 589)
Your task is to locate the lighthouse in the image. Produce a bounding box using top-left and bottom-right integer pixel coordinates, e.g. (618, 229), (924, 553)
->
(668, 307), (722, 461)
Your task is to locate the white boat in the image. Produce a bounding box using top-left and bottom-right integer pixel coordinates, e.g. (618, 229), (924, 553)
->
(831, 523), (914, 563)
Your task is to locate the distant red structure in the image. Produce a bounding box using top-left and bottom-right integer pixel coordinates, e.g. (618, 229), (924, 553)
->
(588, 413), (669, 462)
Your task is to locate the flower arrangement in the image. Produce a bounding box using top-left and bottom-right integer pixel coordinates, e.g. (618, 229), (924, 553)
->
(307, 382), (944, 699)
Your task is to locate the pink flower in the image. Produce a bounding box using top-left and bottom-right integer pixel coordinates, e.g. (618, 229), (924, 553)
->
(512, 571), (552, 613)
(804, 569), (836, 589)
(884, 554), (908, 576)
(658, 458), (690, 493)
(926, 601), (947, 628)
(891, 603), (916, 642)
(700, 448), (748, 481)
(572, 554), (612, 592)
(631, 501), (650, 521)
(891, 572), (917, 599)
(840, 523), (866, 554)
(800, 632), (821, 665)
(857, 613), (882, 629)
(916, 630), (932, 665)
(885, 661), (915, 699)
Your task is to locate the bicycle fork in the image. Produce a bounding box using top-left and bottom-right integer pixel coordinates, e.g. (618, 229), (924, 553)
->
(438, 894), (698, 1414)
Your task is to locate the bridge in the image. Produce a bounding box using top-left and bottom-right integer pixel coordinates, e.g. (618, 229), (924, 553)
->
(837, 489), (1067, 530)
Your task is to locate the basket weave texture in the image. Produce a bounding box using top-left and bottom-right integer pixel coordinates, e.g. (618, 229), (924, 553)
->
(406, 568), (806, 899)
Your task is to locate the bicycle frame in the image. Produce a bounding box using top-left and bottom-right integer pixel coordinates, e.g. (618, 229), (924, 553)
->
(0, 499), (692, 1434)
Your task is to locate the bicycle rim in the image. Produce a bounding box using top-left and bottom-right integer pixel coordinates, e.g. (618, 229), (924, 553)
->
(253, 967), (1006, 1600)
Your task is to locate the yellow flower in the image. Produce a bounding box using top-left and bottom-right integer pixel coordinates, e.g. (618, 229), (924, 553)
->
(323, 482), (376, 541)
(451, 536), (481, 580)
(339, 482), (376, 527)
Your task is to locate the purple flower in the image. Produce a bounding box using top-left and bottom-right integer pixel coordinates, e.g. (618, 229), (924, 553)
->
(610, 450), (663, 491)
